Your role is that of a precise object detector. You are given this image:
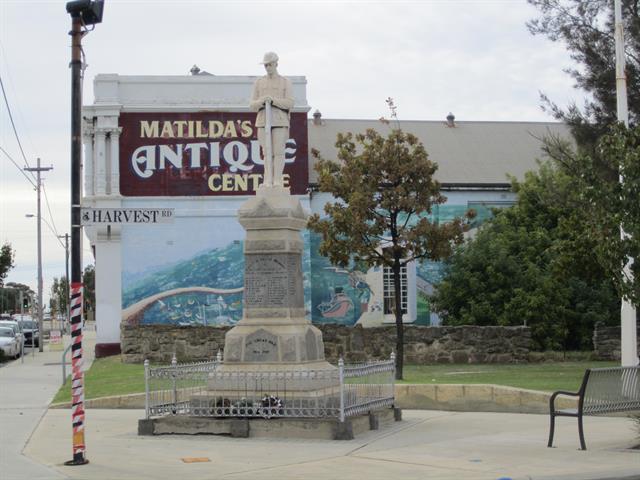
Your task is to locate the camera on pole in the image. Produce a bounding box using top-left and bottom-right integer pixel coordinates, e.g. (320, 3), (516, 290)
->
(65, 0), (104, 25)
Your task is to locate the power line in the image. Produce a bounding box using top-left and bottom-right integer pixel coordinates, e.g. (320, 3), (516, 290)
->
(0, 145), (37, 188)
(42, 181), (60, 238)
(0, 39), (40, 161)
(0, 73), (33, 176)
(26, 212), (66, 250)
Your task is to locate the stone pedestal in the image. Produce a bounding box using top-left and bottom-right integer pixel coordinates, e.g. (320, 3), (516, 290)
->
(215, 187), (336, 377)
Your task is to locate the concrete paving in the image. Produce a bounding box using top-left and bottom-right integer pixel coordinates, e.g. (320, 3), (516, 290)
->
(0, 326), (95, 480)
(2, 328), (639, 480)
(22, 407), (640, 480)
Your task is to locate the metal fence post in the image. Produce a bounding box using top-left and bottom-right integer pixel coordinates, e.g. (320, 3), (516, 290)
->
(390, 352), (396, 403)
(144, 359), (150, 419)
(171, 354), (178, 413)
(338, 357), (345, 423)
(61, 343), (72, 385)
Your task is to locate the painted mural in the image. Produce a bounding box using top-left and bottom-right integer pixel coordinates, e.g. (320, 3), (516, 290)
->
(121, 217), (312, 326)
(307, 203), (508, 327)
(121, 202), (507, 327)
(309, 232), (381, 327)
(122, 217), (244, 326)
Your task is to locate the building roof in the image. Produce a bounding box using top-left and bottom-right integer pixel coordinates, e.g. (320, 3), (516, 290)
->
(308, 118), (572, 186)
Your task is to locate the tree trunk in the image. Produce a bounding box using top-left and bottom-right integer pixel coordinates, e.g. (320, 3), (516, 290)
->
(392, 258), (404, 380)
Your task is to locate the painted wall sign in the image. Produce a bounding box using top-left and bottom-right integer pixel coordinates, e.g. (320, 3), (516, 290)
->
(119, 111), (309, 196)
(81, 208), (175, 225)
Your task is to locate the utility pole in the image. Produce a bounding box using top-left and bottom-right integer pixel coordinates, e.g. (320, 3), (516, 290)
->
(25, 157), (53, 353)
(58, 233), (70, 333)
(65, 0), (104, 467)
(614, 0), (638, 367)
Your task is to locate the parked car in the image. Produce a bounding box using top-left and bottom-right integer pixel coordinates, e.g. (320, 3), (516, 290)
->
(0, 320), (24, 350)
(17, 319), (40, 347)
(0, 326), (20, 359)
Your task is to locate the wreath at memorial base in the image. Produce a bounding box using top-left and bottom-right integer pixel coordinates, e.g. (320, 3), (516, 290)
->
(260, 395), (284, 418)
(231, 397), (256, 416)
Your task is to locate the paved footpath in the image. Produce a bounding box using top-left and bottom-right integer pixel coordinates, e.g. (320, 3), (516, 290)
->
(2, 330), (639, 480)
(23, 406), (640, 480)
(0, 326), (95, 480)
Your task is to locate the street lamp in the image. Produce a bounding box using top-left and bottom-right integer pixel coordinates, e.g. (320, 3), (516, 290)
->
(23, 216), (69, 344)
(24, 210), (47, 353)
(65, 0), (104, 467)
(58, 234), (70, 333)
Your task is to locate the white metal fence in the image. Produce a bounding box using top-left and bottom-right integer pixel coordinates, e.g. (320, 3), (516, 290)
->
(144, 353), (395, 422)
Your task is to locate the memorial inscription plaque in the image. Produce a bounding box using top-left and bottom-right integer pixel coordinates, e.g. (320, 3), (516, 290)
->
(244, 329), (279, 362)
(244, 254), (303, 309)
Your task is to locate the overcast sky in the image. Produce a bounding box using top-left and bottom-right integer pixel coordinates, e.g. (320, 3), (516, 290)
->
(0, 0), (586, 307)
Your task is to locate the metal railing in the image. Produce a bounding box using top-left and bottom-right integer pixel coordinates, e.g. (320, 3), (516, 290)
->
(144, 353), (395, 422)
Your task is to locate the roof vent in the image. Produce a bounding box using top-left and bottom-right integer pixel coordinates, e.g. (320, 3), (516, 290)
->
(446, 112), (455, 127)
(312, 109), (322, 126)
(189, 65), (214, 76)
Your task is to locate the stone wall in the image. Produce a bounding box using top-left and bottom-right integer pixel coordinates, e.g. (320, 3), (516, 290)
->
(121, 324), (232, 364)
(121, 324), (531, 364)
(593, 321), (640, 361)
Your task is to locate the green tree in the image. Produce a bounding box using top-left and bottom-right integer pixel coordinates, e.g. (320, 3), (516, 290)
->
(308, 128), (470, 379)
(574, 124), (640, 306)
(432, 161), (620, 350)
(49, 276), (69, 318)
(527, 0), (640, 148)
(529, 2), (640, 307)
(83, 265), (95, 317)
(0, 282), (34, 314)
(0, 242), (15, 287)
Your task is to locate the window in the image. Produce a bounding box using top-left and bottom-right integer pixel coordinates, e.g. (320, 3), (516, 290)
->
(383, 264), (407, 315)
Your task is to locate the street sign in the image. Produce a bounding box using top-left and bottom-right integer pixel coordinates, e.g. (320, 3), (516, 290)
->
(80, 208), (174, 225)
(49, 329), (63, 351)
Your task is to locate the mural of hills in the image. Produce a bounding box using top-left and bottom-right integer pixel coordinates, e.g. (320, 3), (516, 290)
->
(123, 241), (245, 309)
(122, 231), (313, 326)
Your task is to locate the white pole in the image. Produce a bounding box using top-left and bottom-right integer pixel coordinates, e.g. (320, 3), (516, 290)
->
(24, 158), (52, 353)
(614, 0), (638, 367)
(36, 158), (44, 353)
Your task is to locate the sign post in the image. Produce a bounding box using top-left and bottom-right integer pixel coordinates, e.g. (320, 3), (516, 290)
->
(80, 208), (175, 225)
(65, 0), (104, 466)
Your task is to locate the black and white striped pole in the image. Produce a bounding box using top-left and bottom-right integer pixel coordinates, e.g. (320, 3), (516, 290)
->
(64, 0), (104, 466)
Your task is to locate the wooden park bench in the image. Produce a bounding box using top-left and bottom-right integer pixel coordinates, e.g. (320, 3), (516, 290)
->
(548, 366), (640, 450)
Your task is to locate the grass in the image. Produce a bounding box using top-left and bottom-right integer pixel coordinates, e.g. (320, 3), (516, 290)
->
(52, 355), (144, 404)
(51, 357), (618, 404)
(397, 361), (618, 392)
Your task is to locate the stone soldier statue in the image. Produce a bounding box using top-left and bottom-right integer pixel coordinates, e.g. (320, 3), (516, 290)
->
(250, 52), (294, 188)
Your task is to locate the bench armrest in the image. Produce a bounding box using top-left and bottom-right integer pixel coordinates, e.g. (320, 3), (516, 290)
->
(551, 390), (580, 398)
(549, 390), (580, 413)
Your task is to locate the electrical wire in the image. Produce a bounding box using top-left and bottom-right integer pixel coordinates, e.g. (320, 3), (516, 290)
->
(38, 215), (66, 250)
(0, 39), (40, 162)
(0, 73), (33, 176)
(0, 145), (37, 189)
(41, 181), (60, 238)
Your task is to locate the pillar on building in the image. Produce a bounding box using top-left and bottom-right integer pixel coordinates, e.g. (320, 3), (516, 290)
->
(94, 225), (123, 357)
(94, 128), (107, 195)
(108, 127), (122, 196)
(82, 124), (95, 196)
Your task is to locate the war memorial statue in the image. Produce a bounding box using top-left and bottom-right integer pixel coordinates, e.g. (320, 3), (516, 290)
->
(250, 51), (294, 189)
(140, 55), (398, 437)
(215, 52), (333, 371)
